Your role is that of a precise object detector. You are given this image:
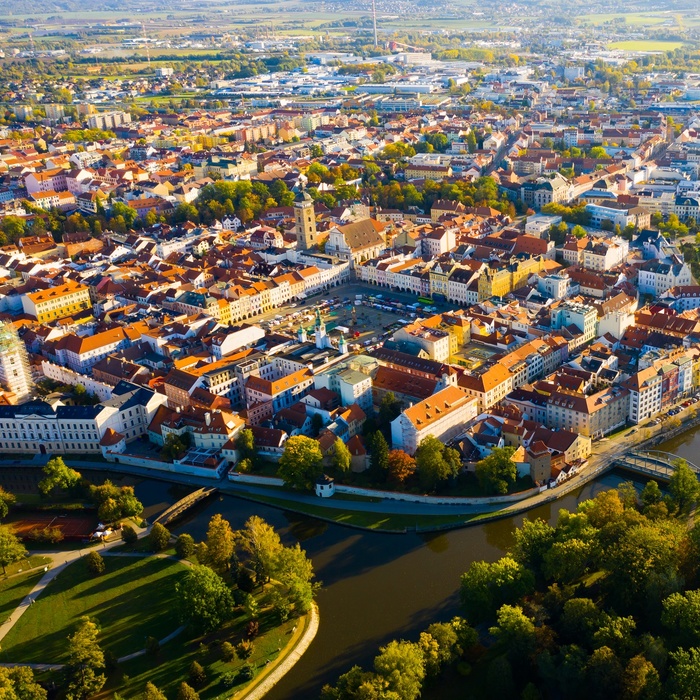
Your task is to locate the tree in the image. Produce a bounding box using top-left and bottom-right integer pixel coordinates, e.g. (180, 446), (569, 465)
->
(161, 433), (189, 462)
(65, 617), (106, 700)
(475, 446), (517, 495)
(121, 524), (137, 545)
(621, 655), (661, 700)
(543, 538), (594, 583)
(38, 457), (81, 496)
(85, 551), (105, 575)
(0, 216), (27, 243)
(668, 458), (700, 514)
(0, 525), (27, 574)
(387, 450), (416, 485)
(310, 413), (324, 437)
(239, 515), (283, 584)
(667, 647), (700, 700)
(142, 682), (167, 700)
(331, 438), (352, 475)
(378, 392), (402, 427)
(278, 436), (324, 490)
(235, 640), (254, 660)
(176, 565), (233, 632)
(175, 682), (200, 700)
(373, 640), (425, 700)
(641, 480), (663, 509)
(0, 487), (15, 519)
(236, 428), (256, 465)
(489, 604), (537, 666)
(424, 621), (459, 673)
(415, 435), (458, 491)
(89, 481), (143, 521)
(188, 661), (206, 688)
(0, 666), (47, 700)
(512, 518), (556, 575)
(148, 523), (171, 552)
(369, 431), (389, 481)
(206, 514), (235, 574)
(586, 646), (623, 700)
(460, 556), (535, 623)
(662, 589), (700, 648)
(221, 641), (236, 662)
(175, 533), (196, 560)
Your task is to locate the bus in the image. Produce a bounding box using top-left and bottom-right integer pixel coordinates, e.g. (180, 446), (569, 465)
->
(418, 296), (434, 305)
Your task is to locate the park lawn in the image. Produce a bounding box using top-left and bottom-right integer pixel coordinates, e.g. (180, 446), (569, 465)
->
(1, 554), (51, 577)
(607, 40), (685, 51)
(0, 570), (44, 625)
(0, 556), (187, 664)
(110, 588), (300, 700)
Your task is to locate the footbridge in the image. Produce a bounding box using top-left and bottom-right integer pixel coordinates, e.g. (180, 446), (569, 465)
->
(152, 487), (218, 526)
(613, 450), (700, 481)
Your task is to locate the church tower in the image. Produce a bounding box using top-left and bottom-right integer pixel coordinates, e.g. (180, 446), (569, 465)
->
(294, 191), (317, 250)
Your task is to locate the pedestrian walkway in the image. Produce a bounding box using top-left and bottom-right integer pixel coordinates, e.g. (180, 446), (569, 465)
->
(233, 603), (319, 700)
(0, 522), (148, 646)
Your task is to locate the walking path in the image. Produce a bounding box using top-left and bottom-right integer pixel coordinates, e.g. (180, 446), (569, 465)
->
(233, 602), (320, 700)
(0, 525), (147, 646)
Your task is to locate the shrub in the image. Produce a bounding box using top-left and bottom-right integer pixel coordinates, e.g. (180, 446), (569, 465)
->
(121, 524), (137, 544)
(246, 620), (260, 639)
(220, 672), (237, 688)
(85, 551), (105, 575)
(236, 663), (254, 682)
(148, 523), (170, 552)
(27, 525), (63, 543)
(235, 640), (254, 660)
(188, 661), (206, 688)
(175, 533), (195, 559)
(221, 641), (235, 663)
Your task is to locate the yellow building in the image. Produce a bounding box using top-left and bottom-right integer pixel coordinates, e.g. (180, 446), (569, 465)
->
(21, 282), (92, 322)
(478, 257), (544, 301)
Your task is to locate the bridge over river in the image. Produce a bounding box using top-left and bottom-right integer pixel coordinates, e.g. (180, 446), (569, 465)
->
(613, 450), (700, 481)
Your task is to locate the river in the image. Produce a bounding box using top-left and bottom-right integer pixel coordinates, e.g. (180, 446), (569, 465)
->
(119, 469), (638, 699)
(121, 428), (696, 699)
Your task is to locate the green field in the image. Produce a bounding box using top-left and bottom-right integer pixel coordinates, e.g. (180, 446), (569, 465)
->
(607, 40), (686, 51)
(579, 12), (671, 26)
(114, 594), (300, 700)
(0, 570), (44, 625)
(0, 556), (187, 664)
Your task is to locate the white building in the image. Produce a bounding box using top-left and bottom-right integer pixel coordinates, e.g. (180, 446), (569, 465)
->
(390, 385), (478, 454)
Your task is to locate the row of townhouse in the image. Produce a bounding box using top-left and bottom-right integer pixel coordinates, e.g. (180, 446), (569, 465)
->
(623, 348), (697, 424)
(357, 258), (484, 306)
(169, 262), (350, 325)
(0, 381), (166, 454)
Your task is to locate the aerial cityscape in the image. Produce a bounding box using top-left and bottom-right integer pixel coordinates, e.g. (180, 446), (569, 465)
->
(1, 0), (700, 698)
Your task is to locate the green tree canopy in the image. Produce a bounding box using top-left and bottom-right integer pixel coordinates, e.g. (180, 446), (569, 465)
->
(176, 565), (233, 632)
(278, 436), (324, 490)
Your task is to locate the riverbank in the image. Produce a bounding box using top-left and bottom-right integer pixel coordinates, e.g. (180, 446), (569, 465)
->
(1, 403), (697, 535)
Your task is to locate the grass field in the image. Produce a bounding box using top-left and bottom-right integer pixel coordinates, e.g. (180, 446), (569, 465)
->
(112, 584), (301, 700)
(607, 40), (685, 51)
(0, 556), (187, 664)
(0, 570), (44, 625)
(579, 12), (671, 26)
